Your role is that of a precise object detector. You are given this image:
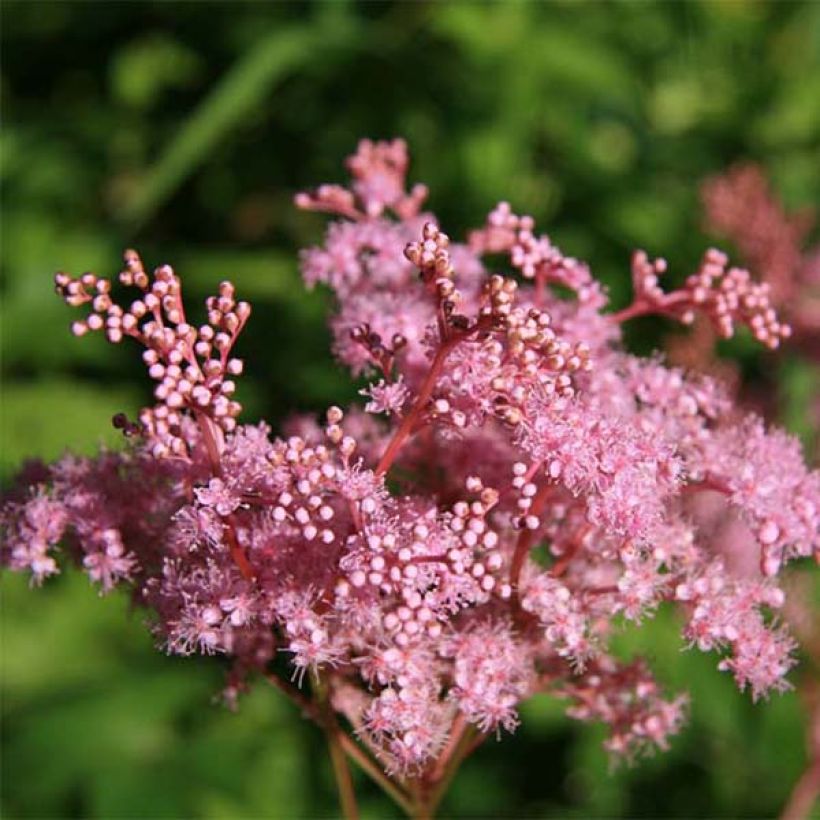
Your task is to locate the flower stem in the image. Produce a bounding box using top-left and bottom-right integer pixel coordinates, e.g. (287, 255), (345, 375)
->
(337, 734), (415, 816)
(509, 483), (554, 610)
(311, 671), (359, 820)
(779, 759), (820, 820)
(326, 722), (359, 820)
(376, 341), (456, 477)
(262, 672), (414, 816)
(610, 291), (690, 324)
(609, 300), (652, 324)
(424, 724), (482, 817)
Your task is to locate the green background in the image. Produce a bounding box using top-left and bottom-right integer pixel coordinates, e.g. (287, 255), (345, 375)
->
(2, 1), (819, 817)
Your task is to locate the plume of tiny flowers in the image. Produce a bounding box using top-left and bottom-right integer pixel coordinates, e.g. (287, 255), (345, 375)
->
(3, 139), (819, 819)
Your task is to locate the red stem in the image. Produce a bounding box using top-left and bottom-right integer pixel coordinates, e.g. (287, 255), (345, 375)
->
(196, 414), (254, 582)
(509, 483), (555, 610)
(610, 300), (653, 324)
(610, 292), (691, 324)
(427, 713), (468, 785)
(223, 513), (255, 582)
(262, 673), (414, 815)
(780, 759), (820, 820)
(375, 340), (457, 477)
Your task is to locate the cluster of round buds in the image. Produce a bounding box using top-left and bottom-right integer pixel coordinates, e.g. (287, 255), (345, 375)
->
(55, 272), (121, 342)
(346, 138), (429, 219)
(405, 222), (461, 314)
(470, 204), (600, 301)
(444, 491), (507, 592)
(294, 184), (359, 220)
(337, 481), (509, 648)
(404, 222), (455, 284)
(342, 526), (453, 648)
(509, 461), (546, 530)
(507, 307), (591, 372)
(405, 223), (476, 336)
(481, 274), (519, 326)
(267, 436), (340, 547)
(323, 405), (346, 447)
(502, 461), (557, 530)
(510, 222), (560, 280)
(55, 250), (250, 457)
(481, 276), (592, 354)
(295, 139), (428, 221)
(701, 164), (810, 307)
(349, 323), (407, 375)
(467, 201), (532, 255)
(686, 249), (791, 348)
(630, 251), (672, 315)
(630, 249), (791, 349)
(318, 406), (358, 461)
(478, 287), (590, 425)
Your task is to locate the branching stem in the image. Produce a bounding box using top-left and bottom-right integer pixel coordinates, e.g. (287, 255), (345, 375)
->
(262, 673), (414, 816)
(376, 340), (458, 477)
(509, 483), (555, 611)
(313, 672), (359, 820)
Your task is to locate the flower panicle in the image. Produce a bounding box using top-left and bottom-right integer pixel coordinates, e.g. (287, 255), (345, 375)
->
(3, 139), (819, 783)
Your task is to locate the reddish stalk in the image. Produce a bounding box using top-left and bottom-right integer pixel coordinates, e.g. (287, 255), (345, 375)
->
(781, 681), (820, 820)
(313, 672), (359, 820)
(550, 540), (581, 579)
(223, 514), (255, 582)
(534, 272), (546, 308)
(427, 713), (468, 785)
(609, 301), (654, 324)
(196, 412), (224, 476)
(262, 672), (414, 815)
(337, 736), (413, 816)
(610, 292), (690, 324)
(780, 759), (820, 820)
(509, 483), (555, 610)
(196, 413), (255, 581)
(423, 723), (483, 818)
(375, 340), (458, 477)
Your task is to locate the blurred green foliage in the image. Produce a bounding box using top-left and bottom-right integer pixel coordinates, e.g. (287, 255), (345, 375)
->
(2, 1), (819, 817)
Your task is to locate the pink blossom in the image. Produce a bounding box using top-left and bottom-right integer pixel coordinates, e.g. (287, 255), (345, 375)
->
(3, 139), (819, 797)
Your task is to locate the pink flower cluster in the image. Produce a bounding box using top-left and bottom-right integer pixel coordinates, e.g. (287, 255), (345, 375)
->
(702, 163), (820, 339)
(3, 140), (819, 781)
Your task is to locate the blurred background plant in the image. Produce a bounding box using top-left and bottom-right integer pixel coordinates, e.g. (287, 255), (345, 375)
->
(2, 1), (819, 817)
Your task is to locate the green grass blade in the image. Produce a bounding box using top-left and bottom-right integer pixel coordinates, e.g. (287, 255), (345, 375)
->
(120, 23), (343, 228)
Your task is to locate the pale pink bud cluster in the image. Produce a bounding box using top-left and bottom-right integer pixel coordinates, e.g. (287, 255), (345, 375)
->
(628, 248), (791, 348)
(470, 202), (607, 309)
(296, 138), (428, 221)
(55, 250), (249, 457)
(702, 162), (820, 343)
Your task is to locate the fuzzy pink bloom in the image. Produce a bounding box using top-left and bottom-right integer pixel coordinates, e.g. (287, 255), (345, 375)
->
(3, 140), (818, 785)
